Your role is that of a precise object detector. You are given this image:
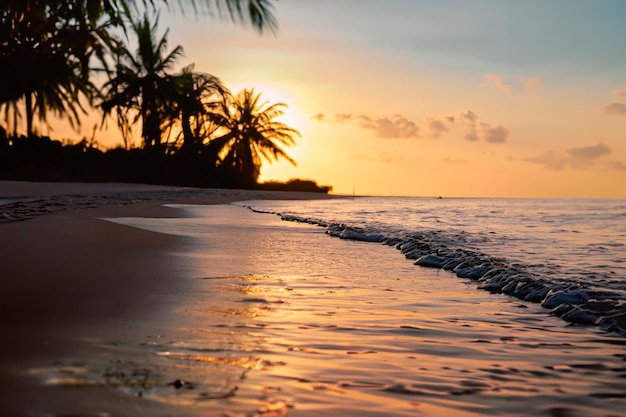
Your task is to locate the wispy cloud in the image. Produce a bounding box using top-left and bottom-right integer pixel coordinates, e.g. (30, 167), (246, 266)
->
(427, 117), (450, 139)
(611, 161), (626, 171)
(312, 110), (509, 143)
(602, 89), (626, 115)
(523, 77), (544, 91)
(459, 110), (478, 124)
(482, 74), (544, 92)
(334, 113), (353, 122)
(483, 73), (513, 92)
(567, 142), (611, 161)
(458, 110), (510, 143)
(360, 115), (421, 139)
(523, 150), (567, 170)
(482, 124), (510, 144)
(612, 89), (626, 100)
(522, 142), (617, 170)
(603, 102), (626, 115)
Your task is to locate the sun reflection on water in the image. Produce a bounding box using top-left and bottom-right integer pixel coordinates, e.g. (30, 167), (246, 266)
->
(30, 204), (626, 417)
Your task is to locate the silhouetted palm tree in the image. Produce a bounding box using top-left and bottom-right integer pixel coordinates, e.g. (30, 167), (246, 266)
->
(100, 13), (184, 150)
(1, 0), (277, 135)
(209, 88), (299, 187)
(166, 65), (224, 153)
(0, 1), (114, 136)
(161, 0), (278, 34)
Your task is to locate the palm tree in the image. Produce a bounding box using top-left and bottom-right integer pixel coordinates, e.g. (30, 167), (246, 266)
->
(166, 65), (224, 153)
(1, 0), (277, 135)
(164, 0), (278, 34)
(0, 1), (114, 136)
(209, 88), (299, 187)
(100, 12), (184, 150)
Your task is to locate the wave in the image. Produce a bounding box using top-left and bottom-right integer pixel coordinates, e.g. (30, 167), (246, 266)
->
(244, 205), (626, 337)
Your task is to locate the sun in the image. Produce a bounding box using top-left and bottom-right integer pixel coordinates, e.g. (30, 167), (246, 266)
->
(224, 81), (311, 182)
(225, 81), (309, 137)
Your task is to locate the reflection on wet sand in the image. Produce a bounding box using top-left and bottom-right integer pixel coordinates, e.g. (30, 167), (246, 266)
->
(31, 267), (626, 416)
(30, 205), (626, 416)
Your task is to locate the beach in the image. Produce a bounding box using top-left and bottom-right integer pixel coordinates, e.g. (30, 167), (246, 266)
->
(1, 182), (625, 417)
(0, 182), (332, 416)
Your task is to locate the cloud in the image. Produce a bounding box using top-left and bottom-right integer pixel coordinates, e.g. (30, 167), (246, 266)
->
(566, 143), (611, 160)
(523, 77), (544, 91)
(459, 110), (479, 140)
(464, 128), (479, 142)
(483, 73), (513, 92)
(483, 124), (510, 143)
(459, 110), (478, 125)
(312, 112), (421, 138)
(362, 115), (420, 139)
(334, 113), (353, 122)
(458, 110), (509, 143)
(522, 142), (615, 170)
(427, 117), (450, 139)
(483, 74), (545, 92)
(314, 109), (508, 143)
(357, 115), (372, 122)
(611, 161), (626, 171)
(602, 89), (626, 115)
(612, 89), (626, 100)
(522, 151), (567, 171)
(603, 102), (626, 115)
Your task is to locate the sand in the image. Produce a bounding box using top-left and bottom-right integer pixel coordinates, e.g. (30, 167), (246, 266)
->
(2, 182), (625, 417)
(0, 181), (332, 417)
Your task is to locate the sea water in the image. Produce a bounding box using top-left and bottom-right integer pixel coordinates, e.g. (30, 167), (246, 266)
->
(37, 199), (626, 416)
(238, 197), (626, 335)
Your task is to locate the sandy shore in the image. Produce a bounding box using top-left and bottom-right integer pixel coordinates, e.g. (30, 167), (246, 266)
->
(3, 182), (625, 417)
(0, 181), (332, 416)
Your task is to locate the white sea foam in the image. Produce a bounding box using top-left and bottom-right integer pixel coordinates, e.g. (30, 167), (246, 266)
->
(239, 197), (626, 335)
(91, 202), (626, 416)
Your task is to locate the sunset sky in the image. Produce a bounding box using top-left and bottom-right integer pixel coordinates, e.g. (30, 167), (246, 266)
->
(60, 1), (626, 197)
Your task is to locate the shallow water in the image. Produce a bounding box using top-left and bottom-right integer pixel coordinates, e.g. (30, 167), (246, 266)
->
(238, 197), (626, 290)
(30, 204), (626, 417)
(237, 197), (626, 336)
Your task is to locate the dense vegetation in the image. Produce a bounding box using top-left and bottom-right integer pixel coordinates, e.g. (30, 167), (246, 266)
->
(0, 0), (332, 193)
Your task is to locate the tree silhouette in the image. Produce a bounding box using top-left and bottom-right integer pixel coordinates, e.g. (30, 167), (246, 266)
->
(209, 88), (299, 187)
(0, 0), (277, 136)
(0, 1), (114, 136)
(166, 65), (224, 153)
(100, 13), (184, 150)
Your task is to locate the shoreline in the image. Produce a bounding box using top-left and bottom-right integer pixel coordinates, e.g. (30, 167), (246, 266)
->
(0, 180), (337, 223)
(3, 182), (625, 416)
(0, 181), (333, 416)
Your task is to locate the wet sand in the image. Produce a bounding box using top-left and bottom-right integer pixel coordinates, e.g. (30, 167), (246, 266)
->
(1, 182), (625, 417)
(0, 181), (332, 417)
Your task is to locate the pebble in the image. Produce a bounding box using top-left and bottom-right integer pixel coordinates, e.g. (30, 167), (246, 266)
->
(253, 206), (626, 337)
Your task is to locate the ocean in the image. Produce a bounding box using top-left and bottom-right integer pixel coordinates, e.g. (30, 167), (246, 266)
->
(93, 197), (626, 416)
(238, 197), (626, 336)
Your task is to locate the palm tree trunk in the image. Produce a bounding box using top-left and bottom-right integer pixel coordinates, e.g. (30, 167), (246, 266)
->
(181, 109), (194, 151)
(25, 93), (33, 137)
